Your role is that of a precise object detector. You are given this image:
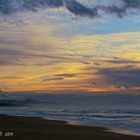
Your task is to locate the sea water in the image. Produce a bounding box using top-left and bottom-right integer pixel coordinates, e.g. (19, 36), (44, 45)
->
(0, 93), (140, 134)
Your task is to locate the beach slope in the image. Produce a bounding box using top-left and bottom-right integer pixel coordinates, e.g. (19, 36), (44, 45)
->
(0, 115), (139, 140)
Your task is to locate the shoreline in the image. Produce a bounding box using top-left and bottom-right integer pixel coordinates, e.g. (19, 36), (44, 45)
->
(0, 114), (140, 140)
(44, 117), (140, 136)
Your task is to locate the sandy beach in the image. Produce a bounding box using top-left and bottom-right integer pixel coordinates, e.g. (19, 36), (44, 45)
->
(0, 115), (139, 140)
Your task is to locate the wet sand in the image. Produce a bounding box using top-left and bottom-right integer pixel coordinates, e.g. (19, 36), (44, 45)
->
(0, 115), (140, 140)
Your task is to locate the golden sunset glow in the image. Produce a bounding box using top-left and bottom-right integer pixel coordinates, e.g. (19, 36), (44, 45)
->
(0, 6), (140, 94)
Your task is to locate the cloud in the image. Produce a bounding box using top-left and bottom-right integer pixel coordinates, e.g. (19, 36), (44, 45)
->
(97, 0), (140, 17)
(42, 77), (64, 82)
(55, 73), (76, 77)
(101, 58), (140, 64)
(0, 0), (140, 18)
(0, 0), (98, 18)
(0, 0), (63, 14)
(0, 47), (77, 66)
(42, 73), (76, 82)
(98, 66), (140, 88)
(0, 48), (27, 66)
(64, 0), (98, 18)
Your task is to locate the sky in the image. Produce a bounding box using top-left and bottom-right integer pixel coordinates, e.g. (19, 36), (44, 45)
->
(0, 0), (140, 94)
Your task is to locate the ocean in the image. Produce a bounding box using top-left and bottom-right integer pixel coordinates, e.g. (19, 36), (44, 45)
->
(0, 93), (140, 134)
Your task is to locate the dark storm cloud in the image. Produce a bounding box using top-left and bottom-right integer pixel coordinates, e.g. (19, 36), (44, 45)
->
(98, 66), (140, 88)
(64, 0), (98, 18)
(123, 0), (140, 8)
(98, 0), (140, 17)
(0, 0), (63, 14)
(0, 0), (140, 18)
(0, 0), (97, 18)
(0, 0), (98, 18)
